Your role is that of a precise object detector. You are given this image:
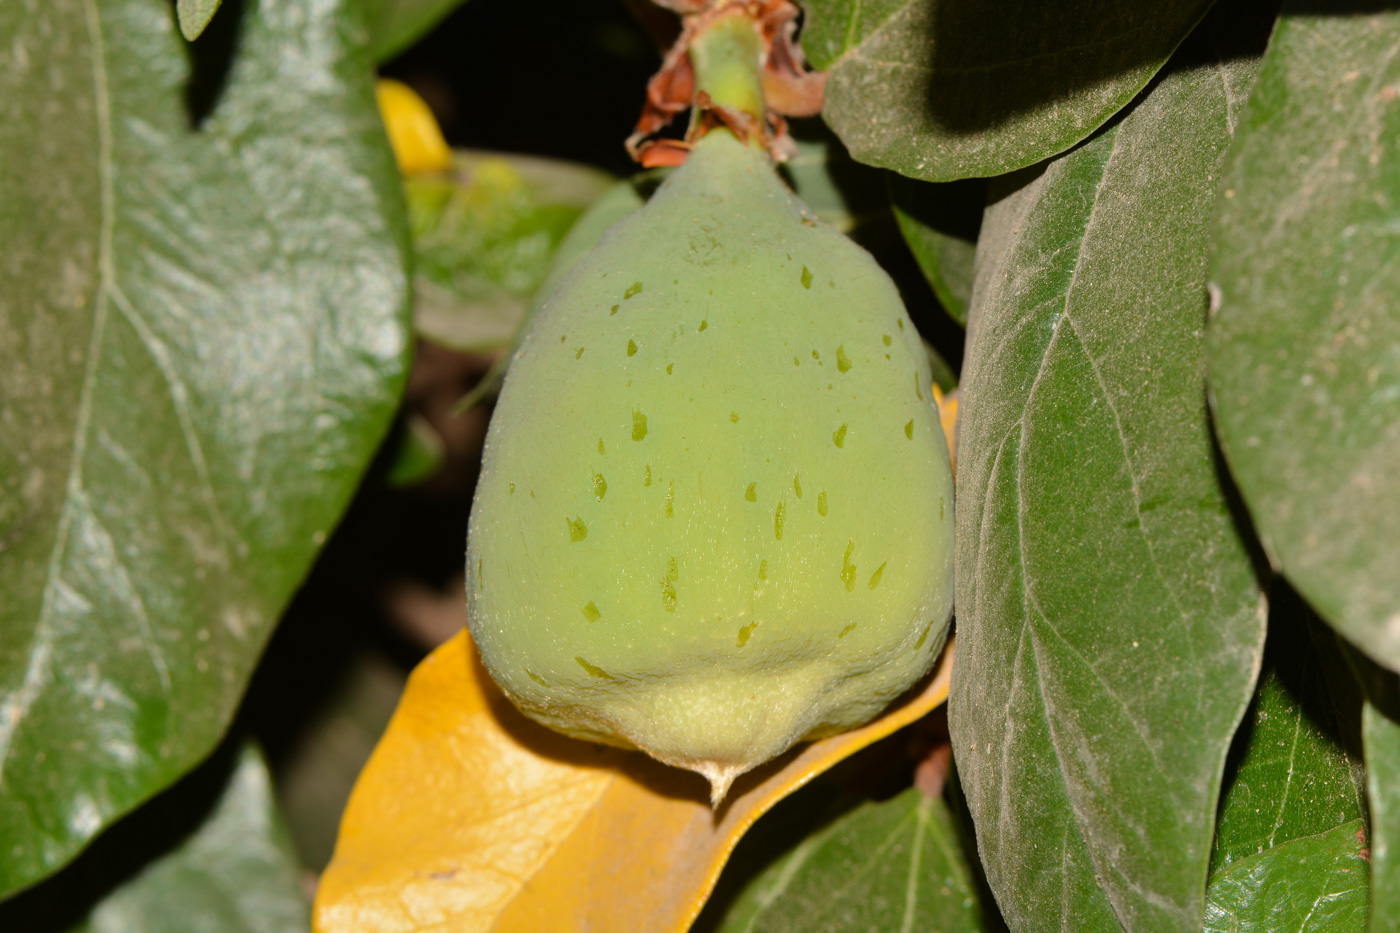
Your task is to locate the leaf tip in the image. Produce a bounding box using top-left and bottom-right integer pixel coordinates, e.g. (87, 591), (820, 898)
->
(177, 0), (222, 42)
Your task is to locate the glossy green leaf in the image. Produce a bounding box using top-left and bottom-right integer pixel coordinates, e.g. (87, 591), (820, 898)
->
(888, 175), (984, 325)
(705, 787), (990, 933)
(1207, 8), (1400, 674)
(801, 0), (1215, 181)
(949, 7), (1272, 930)
(0, 743), (308, 932)
(371, 0), (469, 62)
(1204, 819), (1369, 933)
(176, 0), (222, 40)
(0, 0), (409, 897)
(410, 151), (613, 353)
(1212, 586), (1365, 873)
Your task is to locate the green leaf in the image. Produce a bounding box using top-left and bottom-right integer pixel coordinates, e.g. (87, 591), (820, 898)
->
(801, 0), (1216, 181)
(0, 743), (308, 932)
(176, 0), (222, 41)
(1212, 585), (1366, 873)
(888, 175), (984, 325)
(1364, 696), (1400, 933)
(1206, 8), (1400, 674)
(1203, 819), (1369, 933)
(949, 6), (1273, 930)
(1343, 654), (1400, 933)
(370, 0), (468, 62)
(705, 787), (991, 933)
(383, 414), (446, 488)
(410, 151), (613, 353)
(0, 0), (409, 897)
(271, 651), (407, 870)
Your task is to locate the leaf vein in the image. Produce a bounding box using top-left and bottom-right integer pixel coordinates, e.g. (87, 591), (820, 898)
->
(0, 0), (117, 784)
(106, 281), (234, 553)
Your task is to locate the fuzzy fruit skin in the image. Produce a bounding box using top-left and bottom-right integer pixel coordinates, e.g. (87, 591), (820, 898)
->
(465, 131), (954, 798)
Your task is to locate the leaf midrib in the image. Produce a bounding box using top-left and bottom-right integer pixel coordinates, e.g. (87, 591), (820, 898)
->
(979, 103), (1218, 932)
(0, 0), (116, 788)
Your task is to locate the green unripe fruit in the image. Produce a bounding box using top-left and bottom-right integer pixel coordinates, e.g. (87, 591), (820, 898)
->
(465, 130), (954, 803)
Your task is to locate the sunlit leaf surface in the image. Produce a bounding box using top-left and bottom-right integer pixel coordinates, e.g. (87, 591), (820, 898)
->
(1204, 820), (1369, 933)
(950, 7), (1272, 930)
(0, 0), (409, 896)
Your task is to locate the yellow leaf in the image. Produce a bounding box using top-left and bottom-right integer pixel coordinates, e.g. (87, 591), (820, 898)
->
(376, 78), (453, 175)
(314, 633), (953, 933)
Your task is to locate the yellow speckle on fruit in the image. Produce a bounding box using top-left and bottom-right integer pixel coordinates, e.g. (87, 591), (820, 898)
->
(576, 657), (615, 679)
(841, 541), (857, 592)
(463, 129), (955, 807)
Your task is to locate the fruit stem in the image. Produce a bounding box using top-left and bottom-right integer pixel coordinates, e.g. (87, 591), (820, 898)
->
(688, 10), (766, 139)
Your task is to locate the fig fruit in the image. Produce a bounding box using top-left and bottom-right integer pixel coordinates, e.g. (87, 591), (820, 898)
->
(465, 128), (954, 802)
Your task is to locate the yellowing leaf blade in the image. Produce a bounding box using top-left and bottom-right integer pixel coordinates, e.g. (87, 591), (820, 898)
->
(314, 632), (952, 933)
